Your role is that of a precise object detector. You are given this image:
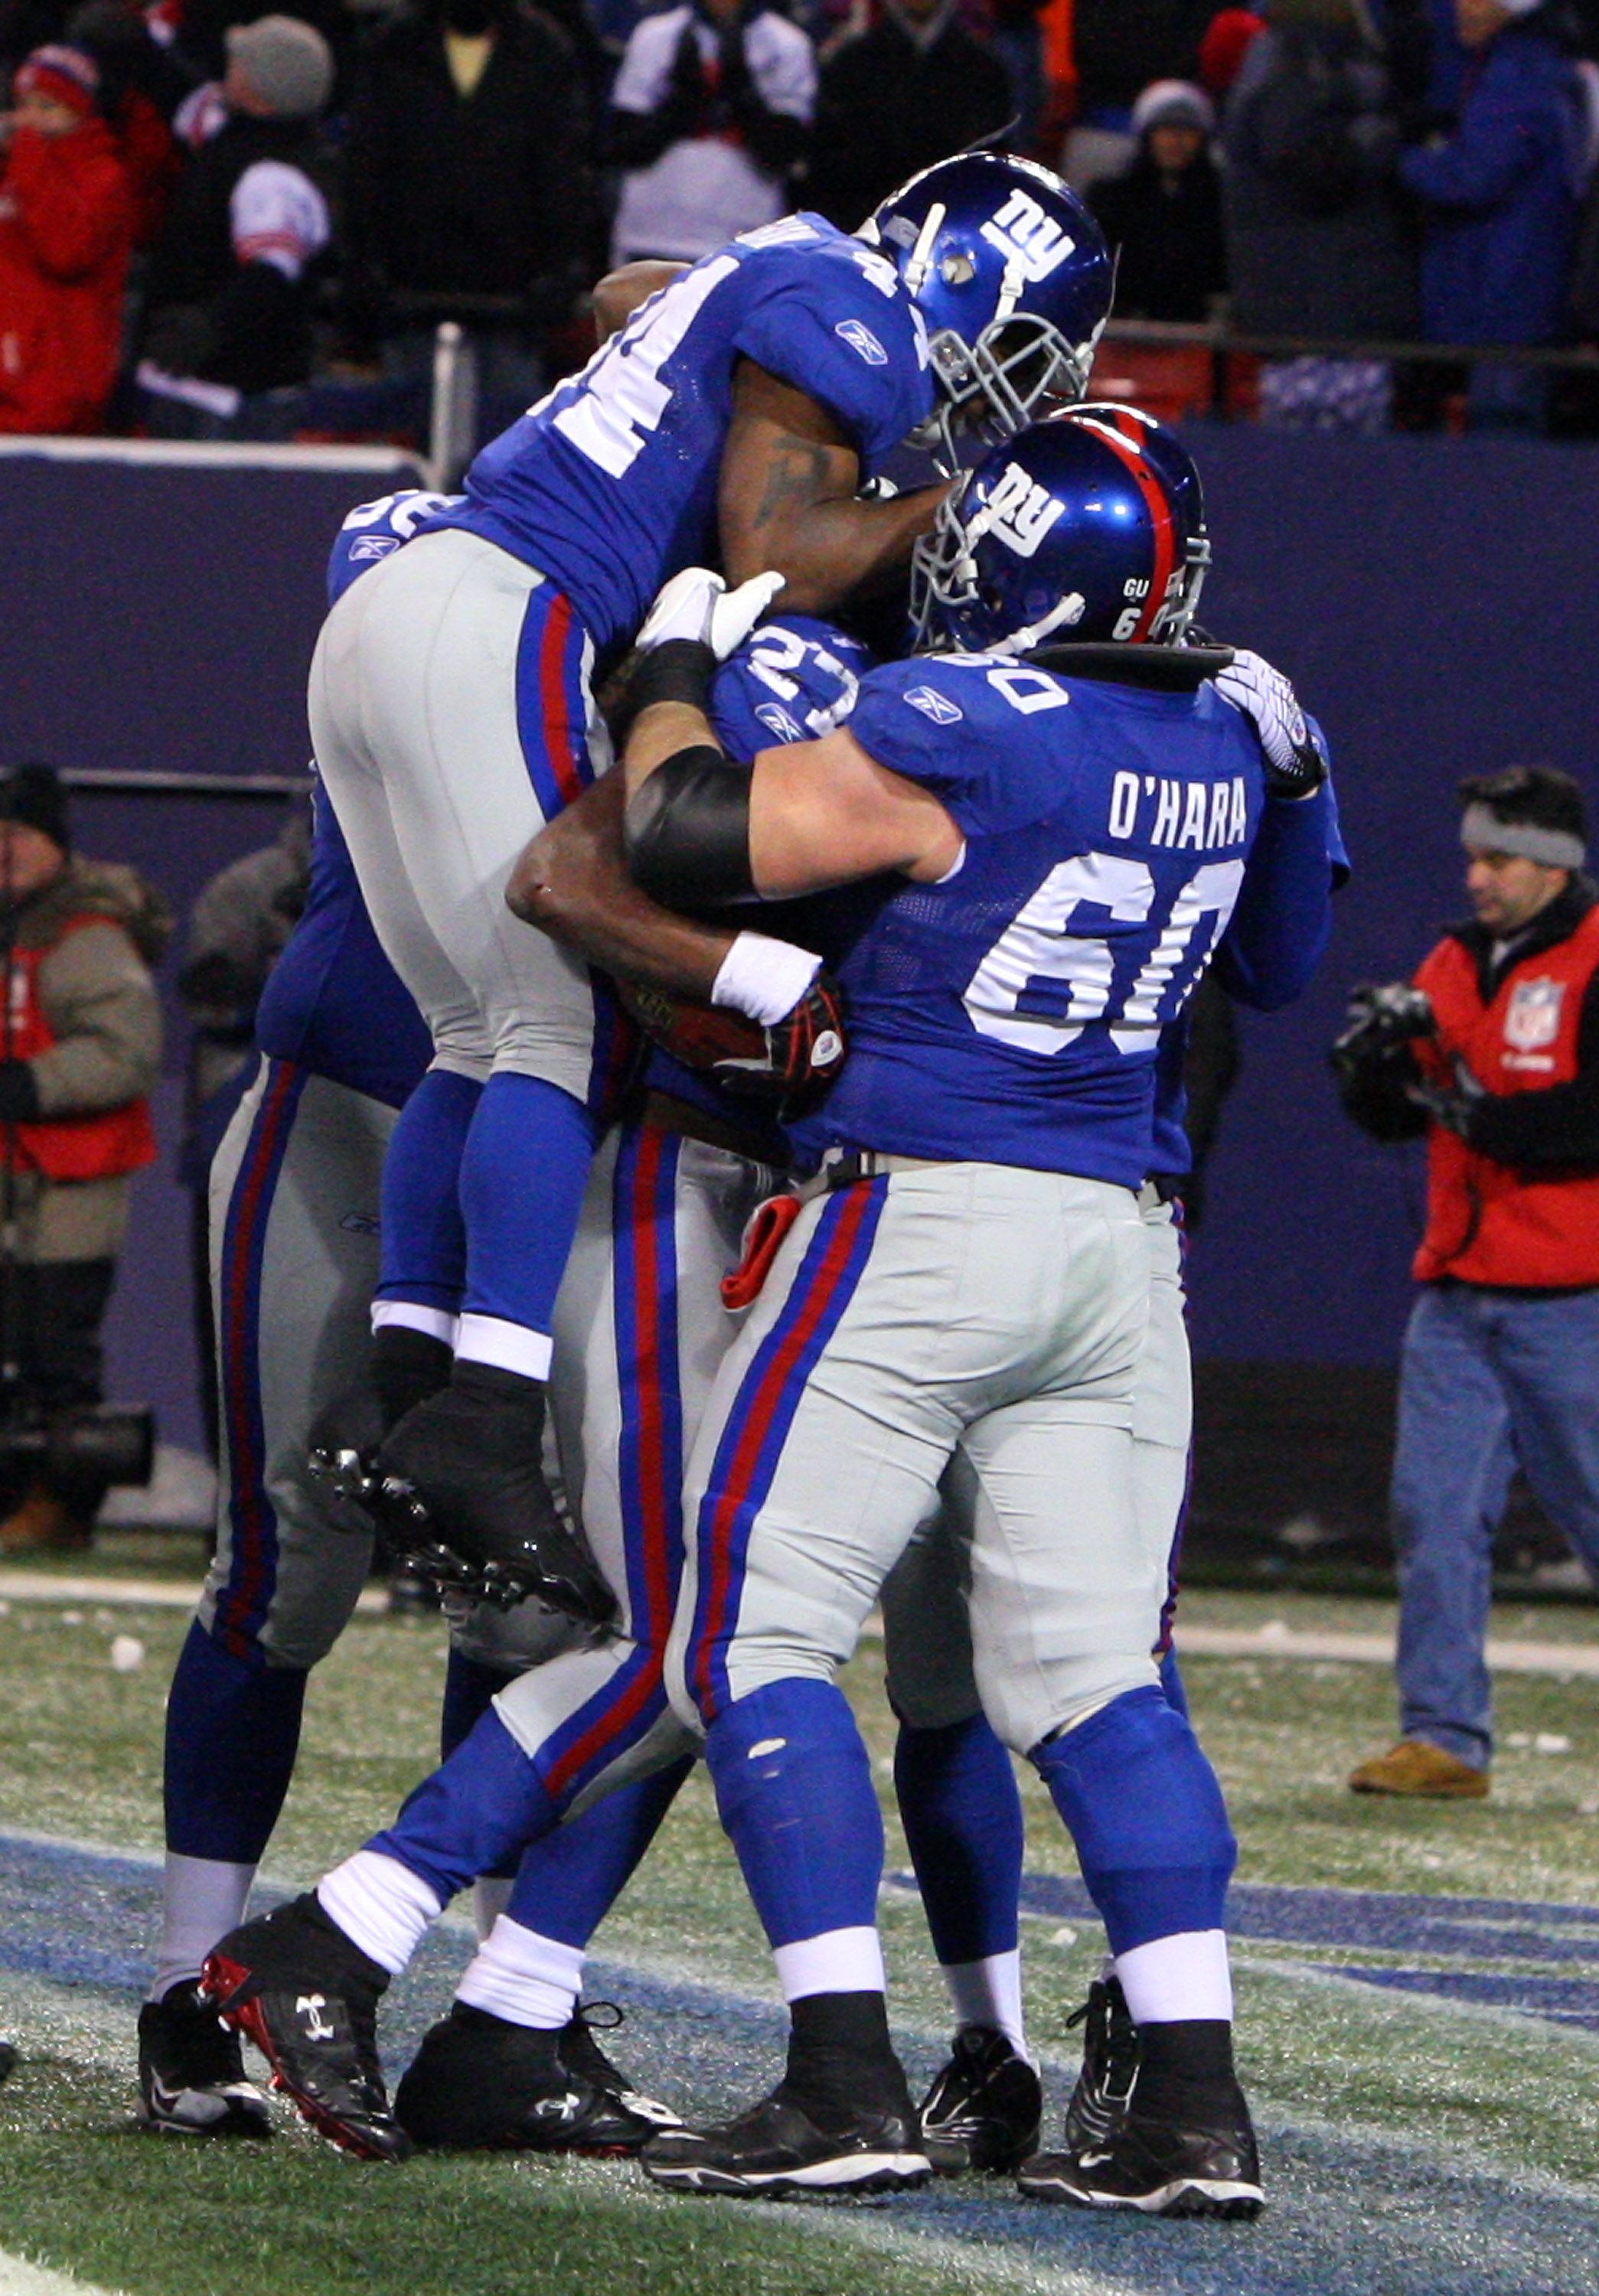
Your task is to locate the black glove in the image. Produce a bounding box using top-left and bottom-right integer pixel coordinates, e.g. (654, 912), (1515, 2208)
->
(712, 972), (847, 1117)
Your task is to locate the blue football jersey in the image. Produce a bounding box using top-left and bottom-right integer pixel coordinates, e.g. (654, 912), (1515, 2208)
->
(787, 653), (1270, 1189)
(253, 492), (454, 1107)
(427, 217), (935, 658)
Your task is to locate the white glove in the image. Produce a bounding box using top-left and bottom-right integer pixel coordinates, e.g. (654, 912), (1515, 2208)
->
(637, 567), (786, 661)
(1213, 648), (1325, 797)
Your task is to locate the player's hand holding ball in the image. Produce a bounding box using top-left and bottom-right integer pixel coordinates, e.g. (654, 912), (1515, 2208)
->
(1214, 650), (1326, 800)
(636, 566), (786, 661)
(621, 956), (847, 1118)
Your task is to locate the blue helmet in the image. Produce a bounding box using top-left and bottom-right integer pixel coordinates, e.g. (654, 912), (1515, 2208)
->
(909, 404), (1212, 655)
(860, 153), (1114, 472)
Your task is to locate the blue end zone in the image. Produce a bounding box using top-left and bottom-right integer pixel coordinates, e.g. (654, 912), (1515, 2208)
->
(887, 1868), (1599, 2032)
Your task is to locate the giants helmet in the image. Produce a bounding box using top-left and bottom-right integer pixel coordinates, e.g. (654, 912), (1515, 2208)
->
(909, 404), (1212, 656)
(860, 153), (1114, 471)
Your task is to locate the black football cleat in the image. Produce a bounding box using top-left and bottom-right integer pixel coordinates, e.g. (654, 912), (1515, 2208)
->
(394, 2001), (678, 2152)
(641, 2089), (931, 2198)
(918, 2025), (1042, 2175)
(1018, 2091), (1265, 2219)
(557, 2001), (684, 2144)
(137, 1984), (271, 2138)
(200, 1893), (410, 2162)
(377, 1365), (616, 1626)
(1062, 1975), (1140, 2152)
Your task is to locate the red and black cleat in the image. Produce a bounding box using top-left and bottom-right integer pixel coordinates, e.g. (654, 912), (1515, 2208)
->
(200, 1893), (410, 2163)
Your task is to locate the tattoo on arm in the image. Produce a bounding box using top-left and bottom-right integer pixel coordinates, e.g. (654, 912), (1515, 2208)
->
(752, 438), (836, 531)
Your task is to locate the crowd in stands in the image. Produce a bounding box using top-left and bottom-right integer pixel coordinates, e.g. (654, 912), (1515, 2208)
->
(4, 0), (1599, 445)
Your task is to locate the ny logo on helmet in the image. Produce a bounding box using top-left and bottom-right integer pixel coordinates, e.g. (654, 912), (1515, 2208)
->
(979, 189), (1076, 284)
(984, 463), (1065, 558)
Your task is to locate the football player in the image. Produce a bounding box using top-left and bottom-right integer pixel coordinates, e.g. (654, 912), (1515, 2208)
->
(197, 413), (1317, 2214)
(307, 155), (1113, 1626)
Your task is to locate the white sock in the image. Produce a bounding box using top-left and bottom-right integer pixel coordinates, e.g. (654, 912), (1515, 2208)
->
(772, 1926), (885, 2004)
(149, 1854), (256, 2003)
(455, 1916), (585, 2030)
(316, 1850), (442, 1977)
(472, 1876), (514, 1942)
(1114, 1930), (1233, 2025)
(942, 1949), (1030, 2062)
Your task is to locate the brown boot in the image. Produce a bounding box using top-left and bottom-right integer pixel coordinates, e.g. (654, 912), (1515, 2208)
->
(1348, 1740), (1488, 1799)
(0, 1482), (94, 1556)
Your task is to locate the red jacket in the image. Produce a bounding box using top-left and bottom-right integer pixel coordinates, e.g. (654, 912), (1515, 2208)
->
(1412, 902), (1599, 1288)
(0, 116), (135, 435)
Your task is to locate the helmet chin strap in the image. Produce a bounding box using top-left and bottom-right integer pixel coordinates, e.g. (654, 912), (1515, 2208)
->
(904, 202), (947, 298)
(991, 592), (1087, 655)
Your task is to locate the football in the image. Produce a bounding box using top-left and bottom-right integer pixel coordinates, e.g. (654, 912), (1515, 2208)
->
(615, 977), (769, 1075)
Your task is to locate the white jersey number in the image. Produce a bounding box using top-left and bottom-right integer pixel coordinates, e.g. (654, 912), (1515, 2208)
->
(962, 852), (1244, 1055)
(547, 254), (740, 480)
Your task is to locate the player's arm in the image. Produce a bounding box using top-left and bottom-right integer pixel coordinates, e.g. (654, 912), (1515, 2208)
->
(591, 259), (688, 345)
(625, 690), (963, 899)
(718, 362), (946, 614)
(507, 771), (733, 998)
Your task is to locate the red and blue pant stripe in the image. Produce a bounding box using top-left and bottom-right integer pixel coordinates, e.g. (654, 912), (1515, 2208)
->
(687, 1179), (887, 1725)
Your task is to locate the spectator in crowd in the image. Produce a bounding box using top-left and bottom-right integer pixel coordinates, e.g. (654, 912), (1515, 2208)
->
(176, 804), (308, 1458)
(65, 2), (185, 247)
(0, 42), (134, 434)
(805, 0), (1009, 232)
(607, 0), (814, 263)
(1064, 0), (1216, 189)
(1400, 0), (1586, 429)
(1336, 767), (1599, 1799)
(1223, 0), (1418, 429)
(0, 765), (168, 1555)
(1089, 77), (1229, 318)
(134, 13), (334, 439)
(1199, 5), (1266, 96)
(158, 0), (351, 99)
(344, 0), (589, 427)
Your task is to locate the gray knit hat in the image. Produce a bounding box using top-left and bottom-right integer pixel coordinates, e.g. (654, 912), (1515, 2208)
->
(226, 15), (333, 119)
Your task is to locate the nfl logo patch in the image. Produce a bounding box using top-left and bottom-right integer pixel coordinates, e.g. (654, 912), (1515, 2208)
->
(1504, 975), (1564, 1052)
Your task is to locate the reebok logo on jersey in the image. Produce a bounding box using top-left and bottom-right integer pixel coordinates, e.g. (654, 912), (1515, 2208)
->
(835, 318), (888, 367)
(905, 685), (964, 726)
(982, 462), (1065, 559)
(979, 188), (1076, 284)
(348, 535), (400, 563)
(755, 700), (805, 743)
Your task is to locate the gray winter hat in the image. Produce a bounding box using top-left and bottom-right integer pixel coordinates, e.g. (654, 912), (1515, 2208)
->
(227, 15), (334, 119)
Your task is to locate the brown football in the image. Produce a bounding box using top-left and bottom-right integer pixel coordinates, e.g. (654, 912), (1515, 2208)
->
(615, 977), (768, 1072)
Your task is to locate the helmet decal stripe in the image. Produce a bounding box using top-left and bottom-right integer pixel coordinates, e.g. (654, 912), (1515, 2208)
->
(1088, 423), (1175, 641)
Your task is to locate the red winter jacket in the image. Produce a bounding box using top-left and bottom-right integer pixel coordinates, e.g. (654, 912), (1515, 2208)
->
(0, 116), (135, 435)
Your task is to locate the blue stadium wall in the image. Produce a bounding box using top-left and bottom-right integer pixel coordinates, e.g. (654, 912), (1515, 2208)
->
(2, 432), (1597, 1535)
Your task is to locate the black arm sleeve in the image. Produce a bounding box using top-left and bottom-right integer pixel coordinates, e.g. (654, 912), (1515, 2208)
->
(624, 746), (755, 908)
(1464, 971), (1599, 1166)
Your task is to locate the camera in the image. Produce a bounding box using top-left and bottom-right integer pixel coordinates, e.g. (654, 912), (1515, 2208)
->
(1332, 980), (1435, 1072)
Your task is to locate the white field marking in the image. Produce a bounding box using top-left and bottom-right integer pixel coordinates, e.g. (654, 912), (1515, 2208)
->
(0, 1570), (386, 1616)
(857, 1609), (1599, 1679)
(0, 2254), (123, 2296)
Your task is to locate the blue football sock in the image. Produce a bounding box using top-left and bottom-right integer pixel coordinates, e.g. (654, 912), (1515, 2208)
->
(163, 1620), (307, 1864)
(1032, 1685), (1235, 1955)
(377, 1067), (479, 1311)
(458, 1074), (599, 1338)
(440, 1650), (517, 1761)
(1159, 1642), (1190, 1721)
(894, 1712), (1023, 1965)
(364, 1708), (558, 1908)
(505, 1758), (693, 1949)
(705, 1680), (883, 1949)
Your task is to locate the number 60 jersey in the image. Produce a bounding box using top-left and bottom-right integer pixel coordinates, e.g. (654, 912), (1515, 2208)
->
(786, 651), (1268, 1191)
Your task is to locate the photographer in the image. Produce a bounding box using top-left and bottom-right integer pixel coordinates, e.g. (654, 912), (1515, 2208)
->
(0, 765), (169, 1554)
(1335, 766), (1599, 1798)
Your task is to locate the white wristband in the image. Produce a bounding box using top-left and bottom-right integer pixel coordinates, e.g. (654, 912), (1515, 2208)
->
(710, 931), (823, 1027)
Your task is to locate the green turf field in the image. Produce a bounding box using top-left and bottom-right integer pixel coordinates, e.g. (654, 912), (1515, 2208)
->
(1, 1565), (1596, 2296)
